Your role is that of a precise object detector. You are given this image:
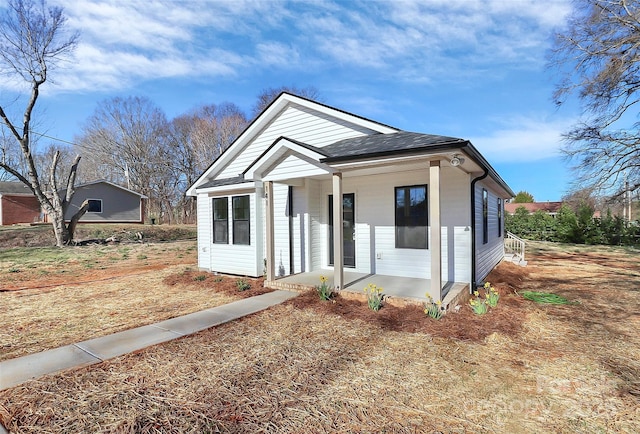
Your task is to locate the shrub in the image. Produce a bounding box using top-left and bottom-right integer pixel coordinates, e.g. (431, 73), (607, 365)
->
(236, 279), (251, 291)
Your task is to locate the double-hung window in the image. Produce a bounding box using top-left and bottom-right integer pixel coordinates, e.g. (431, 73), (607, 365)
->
(395, 185), (428, 249)
(232, 195), (250, 245)
(212, 197), (228, 244)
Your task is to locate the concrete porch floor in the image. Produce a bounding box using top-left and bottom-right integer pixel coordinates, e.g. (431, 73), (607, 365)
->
(269, 269), (469, 309)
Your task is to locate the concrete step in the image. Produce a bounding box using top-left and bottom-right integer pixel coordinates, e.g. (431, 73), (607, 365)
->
(504, 253), (527, 267)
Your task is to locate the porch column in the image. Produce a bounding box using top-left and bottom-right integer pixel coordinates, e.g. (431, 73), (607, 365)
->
(265, 181), (275, 282)
(332, 173), (344, 290)
(429, 161), (442, 302)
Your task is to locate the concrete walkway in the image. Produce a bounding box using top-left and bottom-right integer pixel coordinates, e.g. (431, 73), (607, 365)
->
(0, 290), (298, 392)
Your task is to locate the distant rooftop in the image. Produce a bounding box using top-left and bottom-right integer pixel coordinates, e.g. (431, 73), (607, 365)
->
(0, 181), (32, 195)
(505, 201), (563, 214)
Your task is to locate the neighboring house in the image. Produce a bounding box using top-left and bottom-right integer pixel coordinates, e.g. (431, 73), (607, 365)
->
(62, 180), (147, 224)
(187, 93), (514, 305)
(0, 181), (41, 225)
(505, 201), (563, 217)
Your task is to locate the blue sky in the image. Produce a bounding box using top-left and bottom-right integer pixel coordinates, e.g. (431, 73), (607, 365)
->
(1, 0), (580, 201)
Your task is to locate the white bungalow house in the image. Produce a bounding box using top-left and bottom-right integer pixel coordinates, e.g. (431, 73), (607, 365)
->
(187, 93), (514, 307)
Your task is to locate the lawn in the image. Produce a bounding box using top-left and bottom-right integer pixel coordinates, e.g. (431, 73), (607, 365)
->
(0, 240), (266, 361)
(1, 241), (639, 432)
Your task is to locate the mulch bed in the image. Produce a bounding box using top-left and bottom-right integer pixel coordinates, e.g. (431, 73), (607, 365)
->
(163, 271), (273, 299)
(165, 265), (528, 343)
(286, 263), (528, 343)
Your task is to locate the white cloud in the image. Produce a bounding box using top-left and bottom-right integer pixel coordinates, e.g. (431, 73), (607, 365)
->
(0, 0), (574, 93)
(270, 0), (573, 86)
(470, 116), (575, 163)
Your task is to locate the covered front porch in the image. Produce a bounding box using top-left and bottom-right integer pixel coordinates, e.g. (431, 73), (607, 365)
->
(247, 135), (478, 308)
(266, 270), (469, 310)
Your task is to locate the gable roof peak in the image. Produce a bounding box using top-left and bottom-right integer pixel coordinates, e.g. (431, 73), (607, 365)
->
(187, 93), (399, 196)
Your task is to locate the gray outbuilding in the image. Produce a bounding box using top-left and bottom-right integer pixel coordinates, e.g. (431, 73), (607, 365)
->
(63, 180), (147, 224)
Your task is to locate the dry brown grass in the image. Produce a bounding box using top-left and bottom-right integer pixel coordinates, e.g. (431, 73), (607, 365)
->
(1, 240), (639, 432)
(0, 241), (266, 361)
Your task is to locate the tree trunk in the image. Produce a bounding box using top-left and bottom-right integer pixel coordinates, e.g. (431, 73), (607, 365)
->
(67, 200), (90, 241)
(50, 210), (70, 247)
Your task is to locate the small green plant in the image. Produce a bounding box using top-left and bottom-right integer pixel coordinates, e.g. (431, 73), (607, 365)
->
(424, 294), (443, 320)
(521, 291), (574, 305)
(193, 274), (207, 282)
(213, 276), (224, 283)
(136, 254), (148, 260)
(8, 267), (21, 273)
(484, 282), (500, 308)
(469, 291), (488, 315)
(316, 275), (333, 300)
(364, 283), (384, 311)
(236, 278), (251, 291)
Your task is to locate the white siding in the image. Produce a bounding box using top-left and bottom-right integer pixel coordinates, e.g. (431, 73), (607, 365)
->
(308, 179), (323, 271)
(217, 104), (375, 179)
(272, 182), (291, 277)
(197, 193), (211, 270)
(440, 168), (472, 283)
(265, 154), (328, 181)
(201, 167), (475, 282)
(474, 181), (505, 284)
(315, 168), (472, 281)
(208, 191), (259, 276)
(291, 185), (307, 273)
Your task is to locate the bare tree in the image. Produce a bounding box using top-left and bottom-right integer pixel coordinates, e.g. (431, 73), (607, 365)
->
(75, 96), (174, 222)
(550, 0), (640, 199)
(167, 103), (247, 223)
(35, 142), (75, 185)
(0, 0), (85, 246)
(0, 127), (26, 181)
(251, 86), (321, 119)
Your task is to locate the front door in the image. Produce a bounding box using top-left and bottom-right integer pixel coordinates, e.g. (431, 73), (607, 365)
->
(328, 193), (355, 267)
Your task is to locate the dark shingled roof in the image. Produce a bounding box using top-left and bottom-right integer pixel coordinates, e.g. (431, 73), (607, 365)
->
(198, 176), (247, 189)
(195, 131), (515, 195)
(0, 181), (33, 195)
(320, 131), (467, 162)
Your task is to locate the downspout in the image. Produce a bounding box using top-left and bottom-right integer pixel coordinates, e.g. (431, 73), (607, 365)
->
(470, 168), (489, 292)
(288, 185), (294, 275)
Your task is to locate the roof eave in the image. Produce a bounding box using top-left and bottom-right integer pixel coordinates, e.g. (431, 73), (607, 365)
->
(320, 140), (469, 164)
(460, 142), (515, 197)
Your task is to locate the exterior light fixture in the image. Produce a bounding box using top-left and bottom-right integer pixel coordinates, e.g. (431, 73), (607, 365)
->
(450, 154), (463, 167)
